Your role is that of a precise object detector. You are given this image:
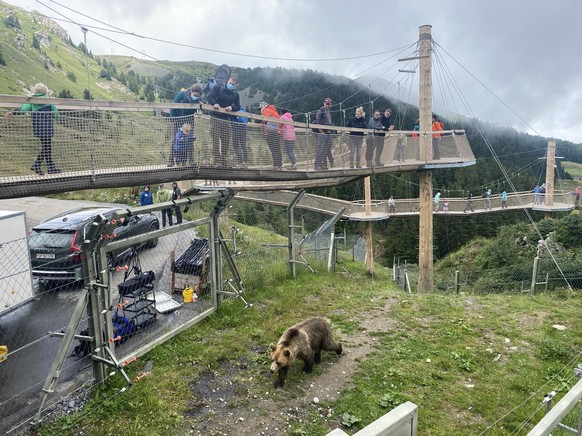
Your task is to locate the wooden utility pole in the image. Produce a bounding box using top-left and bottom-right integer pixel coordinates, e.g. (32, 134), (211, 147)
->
(544, 140), (556, 218)
(364, 176), (374, 275)
(418, 25), (434, 293)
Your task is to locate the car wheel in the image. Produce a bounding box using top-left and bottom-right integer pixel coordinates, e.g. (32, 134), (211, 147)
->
(145, 223), (159, 249)
(37, 279), (52, 292)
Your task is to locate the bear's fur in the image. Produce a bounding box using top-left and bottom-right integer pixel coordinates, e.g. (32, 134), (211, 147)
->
(269, 317), (342, 388)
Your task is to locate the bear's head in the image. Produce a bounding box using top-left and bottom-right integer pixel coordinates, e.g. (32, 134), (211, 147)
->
(269, 343), (293, 373)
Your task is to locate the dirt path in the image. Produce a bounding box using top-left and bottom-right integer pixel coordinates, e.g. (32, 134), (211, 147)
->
(187, 297), (398, 435)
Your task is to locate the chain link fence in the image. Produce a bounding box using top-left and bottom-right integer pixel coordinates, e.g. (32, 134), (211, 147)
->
(0, 189), (363, 433)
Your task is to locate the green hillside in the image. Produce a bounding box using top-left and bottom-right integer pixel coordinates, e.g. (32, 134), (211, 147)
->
(0, 1), (134, 100)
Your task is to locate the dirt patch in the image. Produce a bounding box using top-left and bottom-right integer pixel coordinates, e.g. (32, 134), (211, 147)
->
(185, 297), (398, 435)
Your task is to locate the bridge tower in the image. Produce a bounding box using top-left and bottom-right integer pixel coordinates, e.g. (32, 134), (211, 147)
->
(418, 25), (434, 293)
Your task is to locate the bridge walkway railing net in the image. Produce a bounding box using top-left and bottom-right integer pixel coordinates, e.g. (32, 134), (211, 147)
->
(0, 98), (474, 195)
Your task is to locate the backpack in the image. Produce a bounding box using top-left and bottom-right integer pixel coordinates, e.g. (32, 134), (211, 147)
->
(213, 64), (231, 88)
(203, 64), (232, 96)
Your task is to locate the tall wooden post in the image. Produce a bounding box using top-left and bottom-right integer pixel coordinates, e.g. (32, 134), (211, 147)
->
(364, 176), (374, 275)
(544, 141), (556, 218)
(418, 25), (434, 293)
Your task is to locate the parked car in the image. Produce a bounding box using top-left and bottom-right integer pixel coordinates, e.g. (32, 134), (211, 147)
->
(29, 207), (159, 289)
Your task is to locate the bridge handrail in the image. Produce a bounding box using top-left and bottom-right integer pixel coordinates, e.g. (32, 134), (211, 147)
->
(0, 94), (465, 138)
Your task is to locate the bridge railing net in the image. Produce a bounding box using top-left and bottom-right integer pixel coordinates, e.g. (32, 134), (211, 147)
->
(0, 102), (472, 183)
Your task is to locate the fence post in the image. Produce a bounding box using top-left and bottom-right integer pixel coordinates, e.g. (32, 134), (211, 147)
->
(531, 256), (540, 294)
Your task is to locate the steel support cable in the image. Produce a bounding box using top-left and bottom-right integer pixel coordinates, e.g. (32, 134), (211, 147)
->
(433, 46), (464, 130)
(432, 50), (455, 124)
(432, 41), (572, 289)
(433, 41), (543, 137)
(44, 0), (414, 62)
(478, 350), (582, 435)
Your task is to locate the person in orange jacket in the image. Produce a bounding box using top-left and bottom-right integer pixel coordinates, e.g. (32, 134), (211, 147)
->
(260, 102), (282, 169)
(431, 115), (444, 159)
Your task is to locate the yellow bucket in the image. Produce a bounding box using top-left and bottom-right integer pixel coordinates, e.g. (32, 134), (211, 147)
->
(183, 287), (194, 303)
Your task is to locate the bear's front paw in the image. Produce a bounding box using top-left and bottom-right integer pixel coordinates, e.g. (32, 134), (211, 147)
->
(274, 379), (285, 389)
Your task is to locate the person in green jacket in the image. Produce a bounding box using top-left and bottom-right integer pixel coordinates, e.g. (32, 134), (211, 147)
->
(6, 83), (61, 175)
(156, 183), (173, 227)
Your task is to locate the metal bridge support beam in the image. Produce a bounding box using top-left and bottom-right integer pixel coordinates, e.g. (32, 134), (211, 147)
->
(34, 213), (110, 425)
(287, 190), (305, 278)
(209, 191), (234, 306)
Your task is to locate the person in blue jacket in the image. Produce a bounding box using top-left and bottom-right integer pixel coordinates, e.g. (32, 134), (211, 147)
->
(168, 84), (202, 167)
(173, 123), (195, 165)
(232, 105), (249, 165)
(139, 186), (154, 206)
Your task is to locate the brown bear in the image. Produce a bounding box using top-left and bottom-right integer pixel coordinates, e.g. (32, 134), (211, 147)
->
(269, 317), (342, 388)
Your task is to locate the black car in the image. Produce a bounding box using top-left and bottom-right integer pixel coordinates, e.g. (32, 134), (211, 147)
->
(29, 207), (159, 289)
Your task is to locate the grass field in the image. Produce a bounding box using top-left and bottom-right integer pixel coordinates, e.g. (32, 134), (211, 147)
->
(37, 255), (582, 435)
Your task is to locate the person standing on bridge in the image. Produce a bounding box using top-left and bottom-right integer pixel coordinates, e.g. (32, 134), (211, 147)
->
(207, 75), (240, 167)
(156, 183), (173, 227)
(434, 191), (441, 212)
(346, 106), (367, 168)
(168, 84), (202, 167)
(366, 110), (385, 168)
(575, 186), (581, 208)
(432, 115), (444, 160)
(533, 184), (541, 204)
(377, 108), (395, 165)
(232, 105), (249, 166)
(501, 190), (508, 209)
(463, 191), (474, 213)
(5, 83), (61, 175)
(388, 196), (396, 214)
(279, 108), (297, 170)
(314, 97), (335, 170)
(260, 102), (282, 169)
(483, 188), (492, 210)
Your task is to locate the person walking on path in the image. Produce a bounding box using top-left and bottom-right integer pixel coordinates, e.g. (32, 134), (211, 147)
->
(156, 183), (173, 227)
(434, 191), (441, 212)
(463, 191), (474, 213)
(139, 186), (154, 206)
(501, 190), (508, 209)
(575, 187), (581, 208)
(483, 188), (492, 210)
(6, 83), (61, 175)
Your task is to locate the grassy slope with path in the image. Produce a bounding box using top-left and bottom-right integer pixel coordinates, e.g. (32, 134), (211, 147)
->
(38, 257), (582, 435)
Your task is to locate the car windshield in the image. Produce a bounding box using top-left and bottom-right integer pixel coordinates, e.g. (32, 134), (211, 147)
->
(29, 229), (76, 249)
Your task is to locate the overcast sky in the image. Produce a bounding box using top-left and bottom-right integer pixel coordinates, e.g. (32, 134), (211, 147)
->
(6, 0), (582, 144)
